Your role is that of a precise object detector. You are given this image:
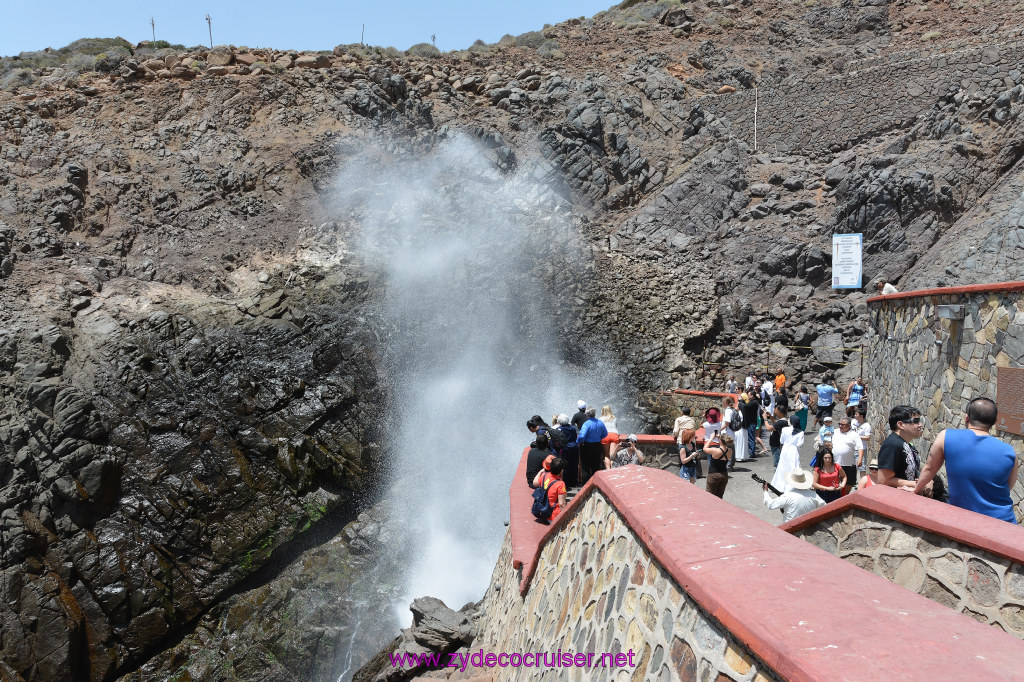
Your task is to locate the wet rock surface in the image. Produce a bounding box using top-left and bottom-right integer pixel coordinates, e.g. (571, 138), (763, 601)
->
(352, 597), (481, 682)
(0, 275), (386, 681)
(2, 0), (1024, 680)
(117, 497), (414, 682)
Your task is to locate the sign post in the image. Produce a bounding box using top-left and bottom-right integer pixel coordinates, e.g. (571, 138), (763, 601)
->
(832, 233), (863, 289)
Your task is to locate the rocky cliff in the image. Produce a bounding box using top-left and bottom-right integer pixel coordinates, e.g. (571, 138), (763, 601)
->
(3, 0), (1024, 679)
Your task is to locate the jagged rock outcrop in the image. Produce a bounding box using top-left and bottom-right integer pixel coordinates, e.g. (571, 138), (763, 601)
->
(0, 273), (385, 681)
(352, 597), (481, 682)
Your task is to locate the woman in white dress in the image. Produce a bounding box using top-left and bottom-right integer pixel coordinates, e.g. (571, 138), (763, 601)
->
(771, 417), (804, 492)
(722, 397), (748, 464)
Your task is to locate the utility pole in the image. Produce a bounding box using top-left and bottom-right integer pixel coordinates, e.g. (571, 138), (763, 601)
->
(361, 24), (365, 46)
(753, 85), (758, 151)
(431, 34), (436, 46)
(150, 17), (156, 43)
(206, 14), (213, 49)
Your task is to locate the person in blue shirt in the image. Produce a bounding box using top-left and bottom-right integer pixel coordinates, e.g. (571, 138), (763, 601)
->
(845, 377), (866, 418)
(575, 407), (608, 485)
(814, 377), (840, 428)
(914, 397), (1020, 523)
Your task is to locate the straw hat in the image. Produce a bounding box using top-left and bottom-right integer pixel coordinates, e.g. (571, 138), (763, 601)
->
(786, 468), (814, 490)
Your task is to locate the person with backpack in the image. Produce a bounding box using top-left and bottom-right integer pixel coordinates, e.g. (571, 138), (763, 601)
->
(552, 414), (580, 487)
(531, 456), (567, 524)
(722, 396), (746, 468)
(739, 393), (761, 458)
(761, 380), (776, 418)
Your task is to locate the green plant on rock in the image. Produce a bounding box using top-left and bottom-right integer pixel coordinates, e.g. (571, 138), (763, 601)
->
(1, 68), (35, 91)
(94, 46), (131, 72)
(407, 42), (441, 58)
(240, 531), (276, 572)
(63, 37), (134, 55)
(514, 30), (546, 48)
(65, 54), (96, 75)
(538, 42), (564, 59)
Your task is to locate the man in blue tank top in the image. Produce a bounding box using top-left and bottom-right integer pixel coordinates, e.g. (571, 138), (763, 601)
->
(914, 397), (1020, 523)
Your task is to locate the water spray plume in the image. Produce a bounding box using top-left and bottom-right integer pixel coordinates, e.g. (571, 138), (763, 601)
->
(329, 136), (622, 678)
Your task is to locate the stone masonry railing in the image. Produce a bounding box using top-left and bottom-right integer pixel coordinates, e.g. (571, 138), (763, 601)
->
(865, 281), (1024, 521)
(783, 485), (1024, 637)
(492, 461), (1024, 680)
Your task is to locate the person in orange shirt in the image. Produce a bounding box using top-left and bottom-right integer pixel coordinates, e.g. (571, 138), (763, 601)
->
(533, 456), (568, 521)
(774, 370), (786, 391)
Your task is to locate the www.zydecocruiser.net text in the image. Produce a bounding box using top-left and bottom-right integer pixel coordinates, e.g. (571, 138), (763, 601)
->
(389, 649), (637, 672)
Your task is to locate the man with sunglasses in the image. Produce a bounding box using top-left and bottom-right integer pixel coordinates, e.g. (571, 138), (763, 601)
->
(913, 398), (1019, 522)
(877, 405), (928, 494)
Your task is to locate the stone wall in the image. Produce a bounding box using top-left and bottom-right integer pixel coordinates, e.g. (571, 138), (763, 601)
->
(643, 389), (738, 432)
(634, 435), (679, 473)
(792, 507), (1024, 637)
(866, 284), (1024, 521)
(478, 492), (777, 681)
(496, 467), (1024, 681)
(704, 34), (1024, 154)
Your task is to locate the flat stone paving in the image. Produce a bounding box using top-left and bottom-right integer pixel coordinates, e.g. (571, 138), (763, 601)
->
(718, 426), (826, 525)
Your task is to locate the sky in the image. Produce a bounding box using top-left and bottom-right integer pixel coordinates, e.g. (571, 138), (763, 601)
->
(1, 0), (615, 57)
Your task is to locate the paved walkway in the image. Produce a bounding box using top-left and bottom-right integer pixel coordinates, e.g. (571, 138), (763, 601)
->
(715, 428), (825, 524)
(560, 405), (861, 526)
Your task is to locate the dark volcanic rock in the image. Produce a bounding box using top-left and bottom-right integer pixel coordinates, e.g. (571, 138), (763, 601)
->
(0, 280), (385, 682)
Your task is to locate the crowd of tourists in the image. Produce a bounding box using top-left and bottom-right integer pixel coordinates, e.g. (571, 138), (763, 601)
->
(523, 375), (1020, 527)
(525, 402), (643, 523)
